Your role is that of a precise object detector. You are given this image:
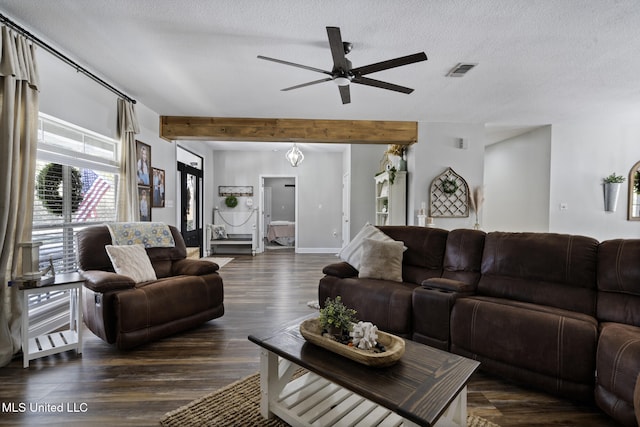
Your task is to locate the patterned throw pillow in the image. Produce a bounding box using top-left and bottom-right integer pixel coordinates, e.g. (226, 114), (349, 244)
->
(105, 244), (157, 283)
(212, 225), (228, 240)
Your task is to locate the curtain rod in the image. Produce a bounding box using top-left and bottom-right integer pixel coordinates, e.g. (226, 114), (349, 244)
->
(0, 13), (136, 104)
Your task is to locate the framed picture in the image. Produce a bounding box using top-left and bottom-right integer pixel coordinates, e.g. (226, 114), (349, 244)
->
(136, 140), (151, 186)
(218, 186), (253, 196)
(138, 185), (151, 221)
(152, 167), (165, 207)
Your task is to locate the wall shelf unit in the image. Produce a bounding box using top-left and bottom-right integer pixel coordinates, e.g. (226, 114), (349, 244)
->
(375, 171), (407, 226)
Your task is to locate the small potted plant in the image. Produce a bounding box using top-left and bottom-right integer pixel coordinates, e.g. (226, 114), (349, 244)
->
(319, 296), (357, 342)
(603, 172), (626, 212)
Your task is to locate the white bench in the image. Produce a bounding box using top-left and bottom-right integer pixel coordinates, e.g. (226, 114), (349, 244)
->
(209, 233), (256, 256)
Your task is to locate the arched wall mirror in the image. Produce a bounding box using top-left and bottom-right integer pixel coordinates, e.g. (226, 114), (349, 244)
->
(628, 161), (640, 221)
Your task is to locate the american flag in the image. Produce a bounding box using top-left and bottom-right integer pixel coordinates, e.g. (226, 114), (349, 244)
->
(75, 170), (110, 222)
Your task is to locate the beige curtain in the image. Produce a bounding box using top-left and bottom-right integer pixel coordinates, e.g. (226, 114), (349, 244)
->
(116, 98), (140, 221)
(0, 26), (40, 367)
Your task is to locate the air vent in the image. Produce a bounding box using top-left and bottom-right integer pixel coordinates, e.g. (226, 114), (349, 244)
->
(446, 63), (477, 77)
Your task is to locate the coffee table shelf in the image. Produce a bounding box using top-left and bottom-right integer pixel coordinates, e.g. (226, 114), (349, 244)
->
(260, 353), (467, 427)
(249, 314), (479, 427)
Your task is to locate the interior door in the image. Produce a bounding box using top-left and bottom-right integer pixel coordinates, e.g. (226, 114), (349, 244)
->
(342, 172), (350, 247)
(178, 162), (202, 253)
(263, 186), (272, 240)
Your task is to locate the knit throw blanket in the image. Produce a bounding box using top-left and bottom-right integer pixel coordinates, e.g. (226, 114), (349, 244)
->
(107, 222), (175, 248)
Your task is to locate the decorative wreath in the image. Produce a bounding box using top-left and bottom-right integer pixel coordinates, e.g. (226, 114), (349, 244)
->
(441, 178), (459, 195)
(224, 195), (238, 208)
(36, 163), (84, 216)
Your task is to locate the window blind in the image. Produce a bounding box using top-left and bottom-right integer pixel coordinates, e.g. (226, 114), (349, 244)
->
(33, 115), (119, 273)
(29, 114), (120, 329)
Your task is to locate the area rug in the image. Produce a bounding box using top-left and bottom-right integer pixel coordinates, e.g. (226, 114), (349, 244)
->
(160, 371), (500, 427)
(200, 257), (233, 268)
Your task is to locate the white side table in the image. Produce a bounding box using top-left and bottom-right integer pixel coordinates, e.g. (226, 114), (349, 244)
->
(19, 272), (84, 368)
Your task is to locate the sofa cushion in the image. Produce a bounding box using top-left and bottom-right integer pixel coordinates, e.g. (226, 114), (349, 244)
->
(378, 226), (448, 284)
(318, 275), (417, 337)
(358, 238), (404, 282)
(441, 229), (485, 286)
(478, 232), (598, 315)
(105, 244), (157, 283)
(595, 322), (640, 427)
(597, 239), (640, 327)
(451, 296), (598, 390)
(338, 223), (397, 270)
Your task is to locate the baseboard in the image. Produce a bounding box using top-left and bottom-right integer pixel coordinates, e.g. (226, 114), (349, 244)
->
(296, 247), (341, 254)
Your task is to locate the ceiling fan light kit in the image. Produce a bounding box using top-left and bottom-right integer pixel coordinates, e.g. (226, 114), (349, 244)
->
(258, 26), (427, 104)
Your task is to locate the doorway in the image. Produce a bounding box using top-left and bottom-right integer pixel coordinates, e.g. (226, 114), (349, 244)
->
(178, 161), (203, 254)
(260, 176), (297, 252)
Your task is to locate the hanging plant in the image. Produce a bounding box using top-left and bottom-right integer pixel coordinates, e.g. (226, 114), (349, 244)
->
(441, 178), (458, 195)
(225, 195), (238, 208)
(36, 163), (84, 216)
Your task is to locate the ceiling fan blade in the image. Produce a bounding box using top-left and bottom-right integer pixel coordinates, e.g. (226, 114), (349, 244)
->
(352, 76), (414, 94)
(281, 77), (333, 91)
(351, 52), (428, 76)
(338, 85), (351, 104)
(257, 55), (331, 75)
(326, 26), (349, 71)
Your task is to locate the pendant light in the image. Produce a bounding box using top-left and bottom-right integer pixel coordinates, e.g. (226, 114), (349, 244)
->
(285, 143), (304, 167)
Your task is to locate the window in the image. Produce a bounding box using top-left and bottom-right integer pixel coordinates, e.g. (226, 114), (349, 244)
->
(33, 114), (120, 273)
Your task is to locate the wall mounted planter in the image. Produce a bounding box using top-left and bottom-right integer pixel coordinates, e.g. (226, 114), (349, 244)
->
(604, 182), (622, 212)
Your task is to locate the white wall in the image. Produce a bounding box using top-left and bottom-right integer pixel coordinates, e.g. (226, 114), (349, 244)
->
(136, 104), (177, 225)
(549, 120), (640, 240)
(212, 149), (343, 252)
(409, 122), (486, 230)
(38, 50), (118, 140)
(348, 145), (388, 238)
(483, 126), (551, 232)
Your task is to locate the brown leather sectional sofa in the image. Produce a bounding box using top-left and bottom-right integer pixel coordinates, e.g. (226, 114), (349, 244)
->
(77, 225), (224, 350)
(319, 226), (640, 427)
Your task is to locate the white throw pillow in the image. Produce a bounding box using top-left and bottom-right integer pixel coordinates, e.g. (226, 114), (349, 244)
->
(358, 238), (404, 282)
(339, 223), (397, 270)
(105, 244), (157, 283)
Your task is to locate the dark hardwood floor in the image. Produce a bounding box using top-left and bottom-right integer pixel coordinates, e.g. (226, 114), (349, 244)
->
(0, 252), (620, 426)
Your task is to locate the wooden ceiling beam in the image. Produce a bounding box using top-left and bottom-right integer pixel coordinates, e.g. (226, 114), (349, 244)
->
(159, 116), (417, 145)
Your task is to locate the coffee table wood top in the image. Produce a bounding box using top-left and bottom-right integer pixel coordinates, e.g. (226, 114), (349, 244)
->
(249, 315), (480, 426)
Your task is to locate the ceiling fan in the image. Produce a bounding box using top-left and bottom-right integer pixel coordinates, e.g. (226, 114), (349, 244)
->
(258, 26), (428, 104)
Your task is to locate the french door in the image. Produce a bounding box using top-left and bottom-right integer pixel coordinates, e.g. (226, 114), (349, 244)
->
(178, 161), (202, 254)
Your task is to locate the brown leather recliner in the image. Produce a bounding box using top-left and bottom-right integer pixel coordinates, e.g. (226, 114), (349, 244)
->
(635, 374), (640, 426)
(77, 224), (224, 349)
(450, 232), (600, 402)
(595, 239), (640, 427)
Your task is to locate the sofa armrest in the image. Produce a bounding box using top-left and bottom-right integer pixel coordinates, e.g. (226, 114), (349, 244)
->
(412, 279), (475, 351)
(635, 373), (640, 426)
(172, 258), (219, 276)
(322, 262), (358, 278)
(421, 277), (476, 293)
(81, 270), (135, 293)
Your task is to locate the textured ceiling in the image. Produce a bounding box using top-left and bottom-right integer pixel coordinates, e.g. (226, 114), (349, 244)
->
(1, 0), (640, 145)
